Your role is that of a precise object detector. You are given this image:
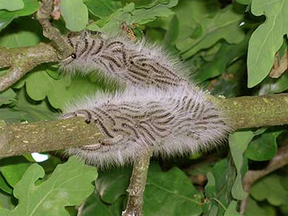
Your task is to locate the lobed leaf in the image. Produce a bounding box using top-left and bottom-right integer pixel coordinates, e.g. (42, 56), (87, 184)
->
(81, 191), (124, 216)
(259, 72), (288, 95)
(0, 157), (31, 188)
(229, 131), (253, 200)
(173, 0), (220, 56)
(0, 89), (16, 106)
(224, 201), (241, 216)
(88, 0), (178, 34)
(0, 17), (44, 48)
(84, 0), (122, 18)
(96, 168), (131, 204)
(60, 0), (88, 31)
(0, 0), (38, 31)
(0, 174), (13, 194)
(250, 175), (288, 206)
(247, 0), (288, 87)
(0, 0), (24, 11)
(178, 5), (245, 59)
(235, 0), (251, 5)
(0, 156), (98, 216)
(245, 130), (282, 161)
(14, 69), (106, 110)
(144, 164), (203, 216)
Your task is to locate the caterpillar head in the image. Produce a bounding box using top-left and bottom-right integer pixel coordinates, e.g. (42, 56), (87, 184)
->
(61, 31), (104, 73)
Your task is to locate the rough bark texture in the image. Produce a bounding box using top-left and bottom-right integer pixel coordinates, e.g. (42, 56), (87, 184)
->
(0, 117), (103, 158)
(215, 93), (288, 129)
(122, 149), (153, 216)
(0, 44), (59, 91)
(0, 94), (287, 159)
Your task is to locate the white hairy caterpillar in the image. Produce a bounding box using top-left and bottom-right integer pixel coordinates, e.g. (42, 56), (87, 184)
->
(61, 31), (189, 89)
(61, 31), (230, 167)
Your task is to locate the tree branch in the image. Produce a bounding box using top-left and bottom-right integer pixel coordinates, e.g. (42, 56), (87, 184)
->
(216, 93), (288, 129)
(0, 0), (72, 93)
(239, 143), (288, 214)
(123, 149), (153, 216)
(0, 43), (59, 92)
(0, 117), (103, 159)
(36, 0), (72, 58)
(1, 94), (288, 159)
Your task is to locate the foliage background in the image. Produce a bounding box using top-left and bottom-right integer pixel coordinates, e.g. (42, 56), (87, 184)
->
(0, 0), (288, 215)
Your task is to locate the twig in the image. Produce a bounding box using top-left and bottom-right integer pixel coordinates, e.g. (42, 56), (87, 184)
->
(122, 149), (153, 216)
(0, 43), (58, 92)
(240, 144), (288, 214)
(36, 0), (72, 58)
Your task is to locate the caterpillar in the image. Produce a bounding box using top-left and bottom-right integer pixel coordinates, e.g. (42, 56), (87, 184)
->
(61, 31), (230, 167)
(61, 31), (189, 89)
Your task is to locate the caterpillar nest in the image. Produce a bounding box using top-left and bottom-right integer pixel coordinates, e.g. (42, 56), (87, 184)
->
(61, 31), (231, 167)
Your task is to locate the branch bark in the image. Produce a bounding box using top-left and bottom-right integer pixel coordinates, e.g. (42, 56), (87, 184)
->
(0, 43), (59, 91)
(123, 149), (153, 216)
(1, 93), (288, 158)
(0, 117), (103, 159)
(36, 0), (72, 58)
(215, 93), (288, 129)
(0, 0), (72, 93)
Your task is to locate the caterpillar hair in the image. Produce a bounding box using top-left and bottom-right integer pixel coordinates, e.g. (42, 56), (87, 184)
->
(61, 31), (190, 89)
(60, 31), (231, 167)
(62, 86), (230, 168)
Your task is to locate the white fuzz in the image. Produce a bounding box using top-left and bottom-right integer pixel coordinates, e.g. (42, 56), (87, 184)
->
(60, 31), (231, 167)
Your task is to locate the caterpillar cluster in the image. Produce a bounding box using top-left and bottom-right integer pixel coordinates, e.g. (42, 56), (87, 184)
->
(61, 31), (230, 167)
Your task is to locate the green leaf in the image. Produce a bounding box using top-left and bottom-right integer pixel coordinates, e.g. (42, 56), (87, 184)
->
(81, 190), (124, 216)
(195, 33), (250, 82)
(128, 0), (171, 9)
(210, 159), (235, 215)
(173, 0), (220, 56)
(235, 0), (251, 5)
(88, 0), (178, 34)
(132, 0), (178, 25)
(245, 198), (270, 216)
(12, 88), (58, 122)
(247, 0), (288, 87)
(0, 0), (39, 31)
(0, 0), (24, 11)
(0, 173), (13, 194)
(60, 0), (88, 31)
(0, 156), (98, 216)
(0, 108), (27, 123)
(144, 163), (202, 216)
(17, 69), (108, 110)
(229, 131), (254, 200)
(0, 192), (15, 210)
(84, 0), (122, 18)
(163, 15), (179, 51)
(224, 201), (241, 216)
(205, 172), (216, 198)
(0, 89), (16, 106)
(0, 157), (31, 188)
(259, 72), (288, 94)
(245, 130), (282, 161)
(178, 5), (245, 59)
(250, 175), (288, 206)
(0, 17), (44, 48)
(96, 167), (131, 204)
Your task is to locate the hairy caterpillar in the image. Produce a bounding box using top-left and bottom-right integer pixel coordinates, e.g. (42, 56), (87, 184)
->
(61, 31), (189, 89)
(61, 31), (230, 167)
